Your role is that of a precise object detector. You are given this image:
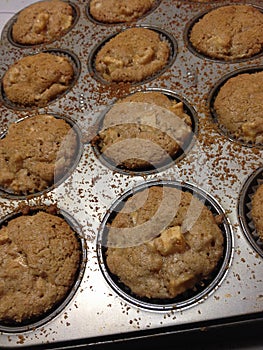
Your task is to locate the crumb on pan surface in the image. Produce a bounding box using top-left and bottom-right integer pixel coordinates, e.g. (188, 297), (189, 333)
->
(106, 186), (224, 299)
(95, 91), (193, 170)
(94, 27), (170, 83)
(0, 210), (81, 323)
(12, 0), (74, 45)
(189, 5), (263, 60)
(89, 0), (155, 23)
(213, 71), (263, 144)
(2, 52), (74, 107)
(251, 183), (263, 241)
(0, 114), (77, 195)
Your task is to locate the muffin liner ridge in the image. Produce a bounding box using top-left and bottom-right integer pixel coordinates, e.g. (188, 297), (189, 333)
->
(238, 167), (263, 257)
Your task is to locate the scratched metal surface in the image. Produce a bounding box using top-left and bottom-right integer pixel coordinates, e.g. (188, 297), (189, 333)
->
(0, 0), (262, 347)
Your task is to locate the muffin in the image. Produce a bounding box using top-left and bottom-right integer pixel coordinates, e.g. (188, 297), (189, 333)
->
(94, 91), (193, 170)
(94, 27), (170, 83)
(0, 114), (77, 195)
(2, 52), (74, 107)
(0, 208), (81, 324)
(89, 0), (156, 23)
(189, 5), (263, 60)
(12, 0), (74, 45)
(251, 183), (263, 241)
(106, 185), (224, 299)
(213, 71), (263, 144)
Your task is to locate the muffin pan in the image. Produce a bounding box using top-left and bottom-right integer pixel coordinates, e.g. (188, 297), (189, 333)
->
(0, 0), (262, 348)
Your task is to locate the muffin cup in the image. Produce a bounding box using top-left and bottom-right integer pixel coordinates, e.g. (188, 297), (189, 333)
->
(91, 88), (198, 175)
(1, 48), (81, 110)
(88, 25), (177, 86)
(4, 1), (80, 48)
(0, 204), (86, 333)
(184, 4), (263, 63)
(0, 113), (83, 199)
(208, 65), (263, 147)
(97, 180), (233, 312)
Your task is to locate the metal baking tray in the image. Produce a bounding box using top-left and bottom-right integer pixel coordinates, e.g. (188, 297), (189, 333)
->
(0, 0), (262, 348)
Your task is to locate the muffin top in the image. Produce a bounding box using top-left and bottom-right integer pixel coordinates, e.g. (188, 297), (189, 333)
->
(94, 27), (170, 83)
(2, 52), (74, 107)
(0, 209), (81, 324)
(89, 0), (155, 23)
(251, 183), (263, 241)
(95, 91), (192, 170)
(12, 0), (74, 45)
(106, 185), (224, 299)
(213, 71), (263, 144)
(189, 5), (263, 60)
(0, 114), (77, 195)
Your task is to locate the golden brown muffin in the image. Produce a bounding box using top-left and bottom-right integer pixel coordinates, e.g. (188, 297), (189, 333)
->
(189, 5), (263, 60)
(106, 186), (224, 299)
(2, 52), (74, 107)
(0, 114), (77, 195)
(94, 27), (170, 83)
(0, 210), (81, 324)
(95, 91), (192, 170)
(251, 183), (263, 241)
(89, 0), (155, 23)
(12, 0), (74, 45)
(213, 71), (263, 144)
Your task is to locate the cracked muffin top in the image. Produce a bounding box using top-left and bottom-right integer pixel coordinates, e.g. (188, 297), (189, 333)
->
(12, 0), (74, 45)
(189, 5), (263, 60)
